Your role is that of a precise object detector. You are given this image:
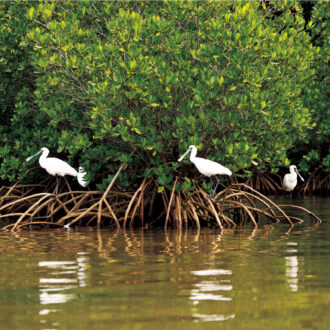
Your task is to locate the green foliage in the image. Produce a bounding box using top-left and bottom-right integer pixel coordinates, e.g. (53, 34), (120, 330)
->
(0, 2), (46, 182)
(293, 1), (329, 174)
(0, 1), (321, 190)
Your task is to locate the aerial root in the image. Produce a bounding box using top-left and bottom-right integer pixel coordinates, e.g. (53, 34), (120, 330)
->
(244, 169), (330, 196)
(124, 178), (147, 228)
(160, 183), (321, 230)
(299, 170), (330, 196)
(1, 164), (131, 231)
(165, 177), (178, 229)
(244, 172), (282, 195)
(0, 176), (321, 231)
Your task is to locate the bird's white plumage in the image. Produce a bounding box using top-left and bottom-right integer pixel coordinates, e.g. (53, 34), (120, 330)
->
(191, 157), (232, 177)
(178, 145), (232, 198)
(26, 147), (88, 187)
(179, 145), (232, 177)
(40, 156), (78, 177)
(283, 165), (304, 192)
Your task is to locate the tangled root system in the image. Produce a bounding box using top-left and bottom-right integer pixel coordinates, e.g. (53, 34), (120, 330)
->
(0, 167), (322, 232)
(244, 170), (330, 196)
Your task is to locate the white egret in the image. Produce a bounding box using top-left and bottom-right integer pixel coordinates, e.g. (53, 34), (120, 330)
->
(26, 147), (89, 196)
(178, 145), (232, 198)
(283, 165), (304, 193)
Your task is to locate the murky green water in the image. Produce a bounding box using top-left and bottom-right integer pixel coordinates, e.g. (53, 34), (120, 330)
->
(0, 197), (329, 329)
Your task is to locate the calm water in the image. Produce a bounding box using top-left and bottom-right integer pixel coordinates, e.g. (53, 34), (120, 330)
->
(0, 197), (329, 330)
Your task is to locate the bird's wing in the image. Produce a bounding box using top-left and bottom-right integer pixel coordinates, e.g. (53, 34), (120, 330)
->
(45, 158), (77, 177)
(282, 173), (296, 191)
(193, 158), (231, 176)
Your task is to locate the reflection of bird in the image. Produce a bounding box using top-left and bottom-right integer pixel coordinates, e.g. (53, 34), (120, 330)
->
(283, 165), (304, 192)
(26, 147), (88, 196)
(178, 145), (232, 198)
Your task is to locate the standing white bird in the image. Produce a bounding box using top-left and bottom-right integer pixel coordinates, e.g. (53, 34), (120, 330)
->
(283, 165), (304, 193)
(178, 145), (232, 198)
(26, 147), (89, 196)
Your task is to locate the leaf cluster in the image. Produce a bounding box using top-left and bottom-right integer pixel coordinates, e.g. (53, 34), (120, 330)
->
(0, 1), (322, 191)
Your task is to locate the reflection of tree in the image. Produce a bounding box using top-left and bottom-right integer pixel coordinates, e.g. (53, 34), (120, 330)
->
(1, 220), (326, 327)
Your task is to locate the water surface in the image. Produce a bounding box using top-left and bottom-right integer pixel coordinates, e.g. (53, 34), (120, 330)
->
(0, 197), (329, 329)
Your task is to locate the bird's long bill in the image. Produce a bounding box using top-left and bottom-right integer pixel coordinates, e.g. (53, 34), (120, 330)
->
(295, 169), (304, 182)
(178, 149), (190, 162)
(26, 150), (42, 162)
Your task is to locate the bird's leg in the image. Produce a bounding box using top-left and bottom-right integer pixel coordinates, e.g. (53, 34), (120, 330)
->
(209, 177), (215, 198)
(229, 175), (234, 189)
(212, 176), (221, 198)
(55, 175), (59, 197)
(226, 175), (233, 187)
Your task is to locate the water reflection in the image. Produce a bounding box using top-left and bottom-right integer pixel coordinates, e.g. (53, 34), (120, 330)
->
(190, 268), (234, 322)
(193, 313), (235, 322)
(38, 254), (90, 321)
(285, 242), (299, 292)
(164, 229), (203, 255)
(190, 280), (232, 302)
(191, 269), (232, 276)
(0, 197), (329, 330)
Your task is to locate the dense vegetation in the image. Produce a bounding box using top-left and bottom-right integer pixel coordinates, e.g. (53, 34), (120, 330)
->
(0, 1), (328, 194)
(290, 1), (329, 191)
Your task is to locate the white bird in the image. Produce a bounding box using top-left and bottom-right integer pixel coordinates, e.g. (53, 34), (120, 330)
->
(178, 145), (232, 197)
(26, 147), (88, 196)
(283, 165), (304, 192)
